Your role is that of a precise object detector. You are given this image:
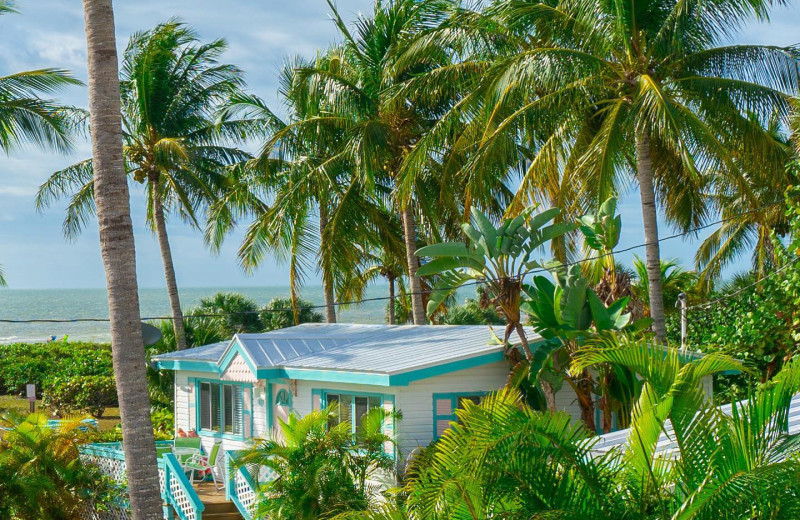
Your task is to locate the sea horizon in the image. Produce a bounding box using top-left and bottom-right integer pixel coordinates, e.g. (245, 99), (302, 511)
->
(0, 284), (477, 344)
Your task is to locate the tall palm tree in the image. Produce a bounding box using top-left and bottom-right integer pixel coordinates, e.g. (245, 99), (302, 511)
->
(211, 60), (389, 324)
(282, 0), (473, 325)
(37, 22), (248, 350)
(79, 0), (162, 517)
(0, 0), (82, 285)
(413, 0), (799, 341)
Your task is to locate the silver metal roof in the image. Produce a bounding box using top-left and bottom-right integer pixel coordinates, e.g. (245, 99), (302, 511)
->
(154, 323), (536, 375)
(593, 393), (800, 456)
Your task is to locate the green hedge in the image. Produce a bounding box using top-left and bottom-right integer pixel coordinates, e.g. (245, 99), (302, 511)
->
(43, 375), (117, 418)
(0, 342), (113, 396)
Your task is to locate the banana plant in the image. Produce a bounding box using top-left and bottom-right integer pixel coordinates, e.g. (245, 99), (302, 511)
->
(416, 206), (576, 360)
(522, 263), (652, 431)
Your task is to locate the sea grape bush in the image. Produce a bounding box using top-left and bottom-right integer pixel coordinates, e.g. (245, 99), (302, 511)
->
(42, 375), (117, 418)
(0, 342), (113, 396)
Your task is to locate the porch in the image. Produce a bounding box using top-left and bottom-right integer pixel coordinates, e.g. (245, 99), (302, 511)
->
(79, 441), (263, 520)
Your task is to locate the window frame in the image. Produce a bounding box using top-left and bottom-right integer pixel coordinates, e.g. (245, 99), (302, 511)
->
(194, 378), (252, 440)
(432, 392), (490, 439)
(320, 390), (386, 434)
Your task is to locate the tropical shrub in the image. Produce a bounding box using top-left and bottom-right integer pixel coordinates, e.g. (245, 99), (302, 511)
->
(234, 405), (398, 520)
(354, 339), (800, 520)
(193, 292), (264, 337)
(0, 412), (120, 519)
(0, 342), (113, 396)
(260, 297), (323, 331)
(43, 375), (117, 418)
(439, 297), (504, 325)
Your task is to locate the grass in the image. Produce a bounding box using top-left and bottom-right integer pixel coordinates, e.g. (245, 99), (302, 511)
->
(0, 395), (121, 432)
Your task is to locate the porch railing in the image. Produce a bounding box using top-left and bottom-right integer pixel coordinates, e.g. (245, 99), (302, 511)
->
(79, 441), (204, 520)
(225, 450), (259, 520)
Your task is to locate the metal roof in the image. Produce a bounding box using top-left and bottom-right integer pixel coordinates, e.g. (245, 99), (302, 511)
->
(593, 393), (800, 456)
(153, 323), (536, 376)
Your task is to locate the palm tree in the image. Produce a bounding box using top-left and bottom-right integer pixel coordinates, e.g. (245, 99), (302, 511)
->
(37, 21), (248, 350)
(281, 0), (476, 325)
(0, 0), (82, 285)
(414, 0), (798, 341)
(632, 256), (699, 312)
(79, 0), (163, 516)
(0, 413), (119, 519)
(211, 60), (388, 324)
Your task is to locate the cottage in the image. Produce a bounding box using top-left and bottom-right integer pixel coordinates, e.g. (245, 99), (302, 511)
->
(152, 323), (713, 468)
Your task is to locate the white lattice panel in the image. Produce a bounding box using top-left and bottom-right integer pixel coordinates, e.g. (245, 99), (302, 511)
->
(169, 469), (197, 520)
(235, 469), (258, 517)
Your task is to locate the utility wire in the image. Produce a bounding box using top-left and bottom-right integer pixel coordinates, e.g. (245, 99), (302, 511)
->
(0, 195), (794, 324)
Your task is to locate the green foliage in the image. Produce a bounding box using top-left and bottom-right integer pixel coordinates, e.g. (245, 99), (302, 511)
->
(0, 412), (120, 519)
(367, 342), (799, 520)
(633, 256), (700, 312)
(234, 405), (399, 520)
(260, 297), (323, 331)
(440, 298), (504, 325)
(0, 342), (113, 396)
(193, 292), (263, 337)
(42, 376), (117, 419)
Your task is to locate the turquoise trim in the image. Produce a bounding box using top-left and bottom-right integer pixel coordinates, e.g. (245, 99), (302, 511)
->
(389, 351), (506, 386)
(156, 359), (219, 373)
(193, 377), (253, 440)
(432, 391), (490, 440)
(267, 382), (274, 431)
(219, 337), (259, 378)
(163, 452), (205, 520)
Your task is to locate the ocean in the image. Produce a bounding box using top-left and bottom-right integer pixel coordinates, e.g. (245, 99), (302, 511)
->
(0, 285), (407, 344)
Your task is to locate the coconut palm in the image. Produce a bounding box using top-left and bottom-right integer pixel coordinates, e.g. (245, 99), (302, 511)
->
(1, 0), (82, 285)
(696, 113), (796, 285)
(37, 21), (248, 350)
(79, 0), (163, 516)
(412, 0), (798, 341)
(211, 60), (392, 324)
(277, 0), (482, 325)
(632, 256), (699, 313)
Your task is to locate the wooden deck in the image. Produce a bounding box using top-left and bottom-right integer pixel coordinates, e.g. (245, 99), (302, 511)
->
(194, 481), (228, 504)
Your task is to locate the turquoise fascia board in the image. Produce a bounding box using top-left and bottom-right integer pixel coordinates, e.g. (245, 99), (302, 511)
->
(156, 359), (219, 374)
(389, 351), (506, 386)
(280, 368), (392, 386)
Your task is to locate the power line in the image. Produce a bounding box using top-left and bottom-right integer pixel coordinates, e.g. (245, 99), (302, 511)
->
(0, 196), (793, 324)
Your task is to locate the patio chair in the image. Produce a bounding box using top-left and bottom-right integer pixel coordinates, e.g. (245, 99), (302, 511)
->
(173, 436), (202, 466)
(183, 440), (224, 490)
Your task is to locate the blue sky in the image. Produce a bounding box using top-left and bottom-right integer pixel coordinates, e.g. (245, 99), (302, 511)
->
(0, 0), (798, 289)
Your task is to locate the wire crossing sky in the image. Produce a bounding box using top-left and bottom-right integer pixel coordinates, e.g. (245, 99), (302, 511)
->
(0, 0), (798, 289)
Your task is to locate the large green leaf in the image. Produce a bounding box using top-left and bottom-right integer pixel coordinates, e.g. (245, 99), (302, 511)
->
(471, 209), (498, 257)
(416, 242), (474, 258)
(527, 207), (561, 231)
(417, 256), (483, 277)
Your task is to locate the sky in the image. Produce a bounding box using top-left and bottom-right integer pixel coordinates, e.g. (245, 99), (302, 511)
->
(0, 0), (798, 289)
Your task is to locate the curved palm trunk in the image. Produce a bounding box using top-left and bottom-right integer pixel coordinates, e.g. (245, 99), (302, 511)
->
(80, 1), (163, 518)
(635, 127), (667, 342)
(387, 275), (396, 325)
(401, 204), (426, 325)
(151, 184), (187, 350)
(318, 203), (336, 323)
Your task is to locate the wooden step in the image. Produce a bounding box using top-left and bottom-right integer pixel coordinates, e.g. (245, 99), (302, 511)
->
(202, 513), (244, 520)
(203, 501), (240, 515)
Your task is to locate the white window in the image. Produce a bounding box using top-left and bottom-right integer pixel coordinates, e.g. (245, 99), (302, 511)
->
(325, 392), (381, 433)
(199, 381), (244, 436)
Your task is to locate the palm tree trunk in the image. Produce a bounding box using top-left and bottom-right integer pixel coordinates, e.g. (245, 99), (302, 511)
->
(635, 127), (667, 342)
(80, 1), (163, 518)
(151, 183), (187, 350)
(318, 203), (336, 323)
(388, 276), (396, 325)
(401, 204), (426, 325)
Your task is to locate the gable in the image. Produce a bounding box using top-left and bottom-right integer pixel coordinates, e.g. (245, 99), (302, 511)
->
(220, 352), (257, 383)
